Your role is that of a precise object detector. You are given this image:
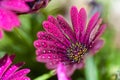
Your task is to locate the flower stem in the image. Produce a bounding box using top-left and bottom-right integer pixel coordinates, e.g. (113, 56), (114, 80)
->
(34, 70), (56, 80)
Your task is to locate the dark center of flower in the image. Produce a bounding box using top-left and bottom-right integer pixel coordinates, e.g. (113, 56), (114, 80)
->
(67, 42), (88, 63)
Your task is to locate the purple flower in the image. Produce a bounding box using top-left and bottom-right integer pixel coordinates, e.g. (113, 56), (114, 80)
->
(57, 63), (71, 80)
(0, 0), (51, 39)
(34, 6), (106, 75)
(25, 0), (50, 13)
(0, 54), (30, 80)
(0, 0), (33, 39)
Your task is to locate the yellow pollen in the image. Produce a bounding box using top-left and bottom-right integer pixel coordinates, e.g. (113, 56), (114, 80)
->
(67, 42), (87, 63)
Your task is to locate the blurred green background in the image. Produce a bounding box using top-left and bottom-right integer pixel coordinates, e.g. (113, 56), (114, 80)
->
(0, 0), (120, 80)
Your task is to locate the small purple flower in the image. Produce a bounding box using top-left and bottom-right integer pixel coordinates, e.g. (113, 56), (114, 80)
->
(0, 54), (30, 80)
(0, 0), (32, 39)
(34, 6), (106, 75)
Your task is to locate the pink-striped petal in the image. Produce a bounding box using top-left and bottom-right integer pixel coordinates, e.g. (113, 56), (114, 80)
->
(23, 0), (34, 1)
(57, 15), (76, 42)
(37, 31), (57, 41)
(89, 39), (104, 55)
(76, 60), (84, 69)
(8, 69), (30, 79)
(18, 76), (31, 80)
(34, 40), (48, 49)
(36, 48), (66, 63)
(78, 8), (87, 42)
(84, 12), (100, 44)
(47, 15), (58, 26)
(70, 6), (79, 39)
(57, 63), (71, 80)
(36, 52), (54, 63)
(45, 56), (68, 69)
(0, 55), (15, 78)
(1, 0), (30, 12)
(37, 31), (67, 48)
(1, 62), (24, 80)
(34, 39), (66, 50)
(89, 18), (103, 43)
(43, 21), (70, 45)
(46, 62), (58, 69)
(92, 24), (106, 43)
(0, 8), (20, 31)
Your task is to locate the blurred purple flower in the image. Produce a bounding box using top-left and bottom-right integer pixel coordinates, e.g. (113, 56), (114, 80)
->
(25, 0), (50, 13)
(88, 0), (103, 17)
(57, 63), (71, 80)
(0, 54), (30, 80)
(0, 0), (51, 39)
(0, 0), (32, 39)
(34, 6), (106, 76)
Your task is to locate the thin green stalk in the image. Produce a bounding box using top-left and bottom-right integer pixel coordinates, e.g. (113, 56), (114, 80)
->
(85, 56), (99, 80)
(34, 70), (55, 80)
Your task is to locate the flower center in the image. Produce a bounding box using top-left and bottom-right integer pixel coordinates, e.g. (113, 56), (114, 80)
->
(67, 42), (87, 63)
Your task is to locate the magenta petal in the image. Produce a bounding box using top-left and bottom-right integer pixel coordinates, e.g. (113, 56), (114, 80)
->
(57, 15), (76, 42)
(65, 65), (76, 76)
(37, 31), (56, 41)
(34, 40), (66, 51)
(78, 8), (87, 42)
(0, 55), (15, 78)
(36, 49), (66, 63)
(36, 53), (59, 64)
(18, 77), (31, 80)
(8, 69), (30, 79)
(92, 24), (107, 43)
(1, 0), (30, 12)
(90, 39), (104, 55)
(84, 12), (100, 44)
(34, 40), (54, 49)
(43, 21), (70, 45)
(57, 63), (71, 80)
(47, 15), (58, 26)
(36, 48), (57, 62)
(37, 31), (67, 48)
(1, 62), (24, 80)
(46, 62), (58, 69)
(76, 60), (84, 69)
(36, 52), (52, 63)
(70, 6), (79, 38)
(0, 29), (3, 39)
(0, 54), (30, 79)
(45, 54), (68, 69)
(24, 0), (34, 1)
(35, 46), (63, 57)
(34, 40), (48, 49)
(0, 8), (20, 31)
(43, 21), (64, 40)
(89, 19), (103, 43)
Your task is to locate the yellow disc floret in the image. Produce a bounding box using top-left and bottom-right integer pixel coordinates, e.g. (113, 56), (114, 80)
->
(67, 42), (87, 63)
